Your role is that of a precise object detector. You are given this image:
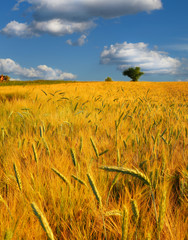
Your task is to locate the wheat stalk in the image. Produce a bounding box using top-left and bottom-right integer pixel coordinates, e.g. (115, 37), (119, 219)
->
(131, 199), (139, 240)
(105, 210), (122, 217)
(32, 143), (38, 163)
(117, 149), (120, 166)
(87, 173), (107, 240)
(87, 173), (101, 205)
(70, 148), (77, 167)
(79, 136), (83, 153)
(106, 173), (121, 205)
(157, 190), (167, 238)
(153, 169), (159, 190)
(51, 168), (71, 189)
(131, 200), (139, 221)
(122, 205), (128, 240)
(90, 137), (99, 158)
(99, 149), (109, 156)
(42, 138), (50, 156)
(13, 163), (22, 191)
(41, 89), (47, 96)
(39, 126), (43, 138)
(71, 175), (88, 188)
(100, 161), (158, 226)
(100, 166), (151, 186)
(31, 202), (54, 240)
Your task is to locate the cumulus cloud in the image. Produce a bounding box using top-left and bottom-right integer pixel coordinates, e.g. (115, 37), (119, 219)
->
(1, 0), (162, 38)
(66, 34), (87, 46)
(0, 58), (76, 80)
(14, 0), (162, 21)
(32, 19), (95, 36)
(1, 20), (95, 37)
(100, 42), (181, 74)
(1, 21), (36, 37)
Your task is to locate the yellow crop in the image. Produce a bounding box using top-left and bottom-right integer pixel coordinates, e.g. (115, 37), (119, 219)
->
(0, 82), (187, 239)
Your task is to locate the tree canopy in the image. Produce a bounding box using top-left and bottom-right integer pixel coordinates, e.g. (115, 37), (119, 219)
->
(105, 77), (113, 82)
(0, 75), (10, 82)
(122, 67), (144, 82)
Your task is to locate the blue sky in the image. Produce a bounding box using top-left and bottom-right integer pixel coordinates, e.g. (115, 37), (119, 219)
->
(0, 0), (188, 82)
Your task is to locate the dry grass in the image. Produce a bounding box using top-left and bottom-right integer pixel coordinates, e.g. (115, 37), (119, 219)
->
(0, 82), (187, 239)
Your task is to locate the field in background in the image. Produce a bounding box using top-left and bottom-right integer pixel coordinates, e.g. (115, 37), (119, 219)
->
(0, 80), (76, 87)
(0, 82), (187, 239)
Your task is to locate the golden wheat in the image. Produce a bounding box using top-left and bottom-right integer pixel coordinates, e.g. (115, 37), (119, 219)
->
(31, 202), (54, 240)
(0, 82), (187, 239)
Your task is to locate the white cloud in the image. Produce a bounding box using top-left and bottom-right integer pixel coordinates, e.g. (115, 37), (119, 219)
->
(1, 20), (95, 37)
(33, 19), (95, 36)
(1, 21), (36, 37)
(10, 78), (21, 81)
(15, 0), (162, 21)
(100, 42), (181, 74)
(0, 58), (76, 80)
(1, 0), (162, 38)
(66, 34), (87, 46)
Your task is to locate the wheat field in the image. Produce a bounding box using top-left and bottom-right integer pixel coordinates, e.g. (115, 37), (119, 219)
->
(0, 82), (187, 239)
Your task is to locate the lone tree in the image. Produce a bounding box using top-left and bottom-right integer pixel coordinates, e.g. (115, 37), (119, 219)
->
(122, 67), (144, 82)
(105, 76), (113, 82)
(4, 75), (10, 82)
(0, 75), (10, 82)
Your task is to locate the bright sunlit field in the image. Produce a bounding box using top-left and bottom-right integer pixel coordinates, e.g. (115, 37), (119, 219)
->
(0, 82), (187, 240)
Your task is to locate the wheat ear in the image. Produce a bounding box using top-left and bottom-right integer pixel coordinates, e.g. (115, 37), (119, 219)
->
(87, 173), (101, 205)
(31, 202), (54, 240)
(105, 210), (122, 217)
(131, 200), (139, 221)
(131, 199), (139, 240)
(42, 138), (50, 156)
(70, 148), (77, 167)
(157, 190), (167, 238)
(51, 168), (71, 189)
(122, 205), (128, 240)
(71, 175), (88, 188)
(90, 137), (99, 158)
(13, 163), (22, 191)
(32, 143), (38, 163)
(100, 166), (151, 186)
(87, 173), (107, 240)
